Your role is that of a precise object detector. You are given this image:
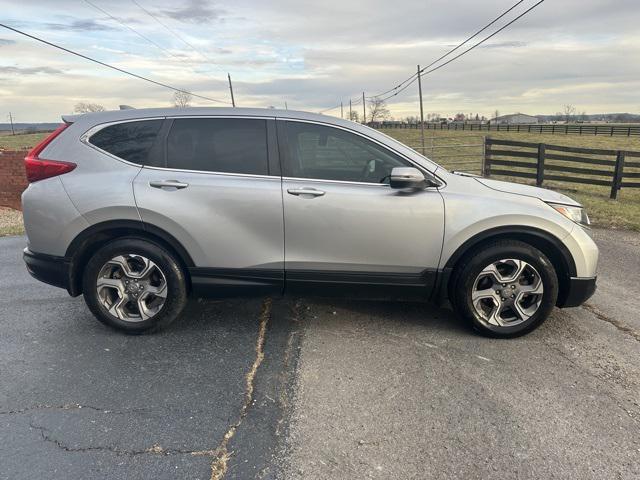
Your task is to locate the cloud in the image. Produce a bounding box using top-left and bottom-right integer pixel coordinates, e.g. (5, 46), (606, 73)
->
(0, 66), (63, 75)
(480, 41), (528, 49)
(0, 38), (16, 46)
(43, 19), (116, 32)
(162, 0), (224, 24)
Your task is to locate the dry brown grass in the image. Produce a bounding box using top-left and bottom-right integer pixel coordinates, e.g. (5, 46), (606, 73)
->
(0, 207), (24, 236)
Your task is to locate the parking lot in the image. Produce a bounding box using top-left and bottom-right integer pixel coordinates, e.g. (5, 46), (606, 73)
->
(1, 230), (639, 479)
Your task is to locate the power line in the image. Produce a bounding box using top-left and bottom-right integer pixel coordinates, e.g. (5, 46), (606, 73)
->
(377, 0), (545, 102)
(130, 0), (218, 67)
(369, 0), (526, 99)
(0, 23), (230, 104)
(83, 0), (182, 60)
(322, 0), (542, 112)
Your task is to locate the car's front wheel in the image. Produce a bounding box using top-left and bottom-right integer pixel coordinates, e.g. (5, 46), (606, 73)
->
(450, 240), (559, 338)
(82, 238), (188, 334)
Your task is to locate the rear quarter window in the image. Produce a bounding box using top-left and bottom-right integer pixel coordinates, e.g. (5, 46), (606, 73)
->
(89, 120), (163, 164)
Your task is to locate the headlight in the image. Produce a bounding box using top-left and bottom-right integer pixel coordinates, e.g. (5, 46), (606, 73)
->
(548, 203), (590, 226)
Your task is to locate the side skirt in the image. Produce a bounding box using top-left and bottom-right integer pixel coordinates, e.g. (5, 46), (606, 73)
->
(189, 268), (284, 298)
(285, 269), (438, 301)
(189, 267), (439, 302)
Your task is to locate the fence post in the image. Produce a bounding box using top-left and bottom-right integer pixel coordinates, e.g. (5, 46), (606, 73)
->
(610, 151), (625, 199)
(536, 143), (546, 186)
(484, 137), (491, 177)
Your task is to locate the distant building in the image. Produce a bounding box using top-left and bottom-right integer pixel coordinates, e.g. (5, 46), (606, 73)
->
(492, 113), (539, 125)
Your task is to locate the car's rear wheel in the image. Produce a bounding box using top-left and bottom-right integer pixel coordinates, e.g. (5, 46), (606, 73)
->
(450, 240), (559, 338)
(82, 238), (187, 334)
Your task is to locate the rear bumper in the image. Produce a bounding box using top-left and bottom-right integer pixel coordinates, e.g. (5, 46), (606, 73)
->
(23, 248), (71, 292)
(557, 276), (597, 308)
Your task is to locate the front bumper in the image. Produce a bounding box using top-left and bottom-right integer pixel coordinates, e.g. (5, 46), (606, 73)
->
(557, 276), (597, 308)
(23, 248), (71, 292)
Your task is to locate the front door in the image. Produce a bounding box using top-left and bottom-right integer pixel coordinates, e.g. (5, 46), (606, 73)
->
(279, 120), (445, 299)
(134, 117), (284, 297)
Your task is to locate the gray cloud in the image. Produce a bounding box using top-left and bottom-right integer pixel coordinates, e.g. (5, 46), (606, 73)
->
(0, 66), (63, 75)
(0, 38), (16, 46)
(480, 41), (528, 49)
(43, 19), (116, 32)
(162, 0), (224, 24)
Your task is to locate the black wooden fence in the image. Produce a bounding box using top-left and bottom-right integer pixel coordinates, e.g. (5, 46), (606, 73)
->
(484, 138), (640, 199)
(372, 122), (640, 137)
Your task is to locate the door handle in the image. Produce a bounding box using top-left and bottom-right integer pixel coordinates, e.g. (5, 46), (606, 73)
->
(149, 180), (189, 190)
(287, 187), (325, 197)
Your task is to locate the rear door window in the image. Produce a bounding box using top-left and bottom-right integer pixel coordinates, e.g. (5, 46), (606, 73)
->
(89, 120), (163, 164)
(166, 118), (269, 175)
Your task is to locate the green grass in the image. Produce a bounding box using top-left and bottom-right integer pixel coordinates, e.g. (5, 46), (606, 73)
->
(380, 128), (640, 231)
(0, 132), (49, 150)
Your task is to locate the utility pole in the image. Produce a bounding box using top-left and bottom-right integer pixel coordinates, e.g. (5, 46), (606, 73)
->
(417, 65), (425, 153)
(362, 92), (366, 125)
(340, 102), (343, 119)
(8, 112), (15, 135)
(227, 73), (236, 107)
(349, 99), (352, 121)
(284, 101), (288, 110)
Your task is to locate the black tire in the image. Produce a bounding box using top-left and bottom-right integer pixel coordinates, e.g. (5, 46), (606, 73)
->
(450, 240), (559, 338)
(82, 238), (188, 334)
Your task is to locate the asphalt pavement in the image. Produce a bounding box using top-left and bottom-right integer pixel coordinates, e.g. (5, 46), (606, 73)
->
(0, 235), (301, 479)
(1, 229), (639, 479)
(284, 228), (640, 479)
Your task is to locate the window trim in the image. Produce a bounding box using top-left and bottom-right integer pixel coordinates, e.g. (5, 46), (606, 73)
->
(80, 115), (444, 186)
(82, 115), (281, 179)
(276, 118), (444, 188)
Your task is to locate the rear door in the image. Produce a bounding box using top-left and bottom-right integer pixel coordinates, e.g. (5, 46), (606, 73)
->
(279, 120), (445, 299)
(134, 116), (284, 296)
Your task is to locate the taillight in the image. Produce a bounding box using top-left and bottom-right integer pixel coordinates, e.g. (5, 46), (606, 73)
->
(24, 123), (76, 182)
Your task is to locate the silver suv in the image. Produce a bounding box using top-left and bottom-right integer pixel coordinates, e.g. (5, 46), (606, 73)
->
(22, 108), (598, 337)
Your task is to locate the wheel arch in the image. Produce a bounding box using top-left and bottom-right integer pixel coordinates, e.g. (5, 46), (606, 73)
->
(438, 226), (576, 307)
(65, 220), (194, 296)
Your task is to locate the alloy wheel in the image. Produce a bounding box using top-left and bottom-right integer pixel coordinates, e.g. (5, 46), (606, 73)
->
(471, 258), (544, 327)
(96, 254), (167, 322)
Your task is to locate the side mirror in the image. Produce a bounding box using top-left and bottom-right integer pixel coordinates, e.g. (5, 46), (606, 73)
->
(389, 167), (432, 189)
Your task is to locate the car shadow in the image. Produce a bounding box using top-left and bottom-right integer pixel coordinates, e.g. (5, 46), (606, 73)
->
(288, 295), (471, 336)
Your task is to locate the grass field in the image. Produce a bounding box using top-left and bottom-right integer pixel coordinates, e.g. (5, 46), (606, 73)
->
(380, 128), (640, 231)
(0, 131), (49, 150)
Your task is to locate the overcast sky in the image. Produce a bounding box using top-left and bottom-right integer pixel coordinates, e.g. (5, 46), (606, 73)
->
(1, 0), (639, 122)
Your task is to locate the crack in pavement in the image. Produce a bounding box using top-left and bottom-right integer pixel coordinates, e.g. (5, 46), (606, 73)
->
(581, 302), (640, 342)
(10, 298), (274, 472)
(1, 403), (121, 416)
(29, 420), (216, 457)
(209, 298), (272, 480)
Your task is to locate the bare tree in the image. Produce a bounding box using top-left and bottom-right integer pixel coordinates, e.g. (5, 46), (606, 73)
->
(367, 98), (390, 123)
(173, 90), (193, 108)
(74, 102), (106, 114)
(563, 104), (576, 123)
(347, 110), (359, 122)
